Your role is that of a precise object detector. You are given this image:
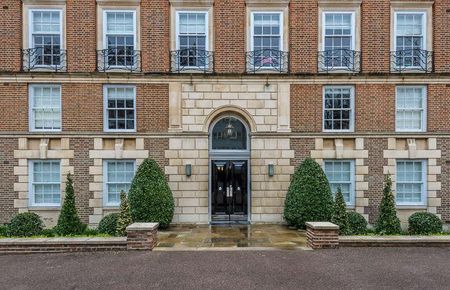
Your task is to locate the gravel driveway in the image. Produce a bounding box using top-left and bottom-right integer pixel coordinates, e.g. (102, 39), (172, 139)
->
(1, 248), (449, 289)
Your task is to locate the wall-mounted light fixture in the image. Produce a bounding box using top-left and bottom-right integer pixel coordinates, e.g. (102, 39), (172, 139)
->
(268, 164), (274, 177)
(185, 164), (192, 177)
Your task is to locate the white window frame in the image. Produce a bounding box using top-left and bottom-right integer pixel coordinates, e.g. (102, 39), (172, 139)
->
(322, 11), (356, 53)
(322, 85), (355, 132)
(395, 159), (427, 207)
(175, 11), (209, 49)
(103, 85), (137, 133)
(393, 11), (427, 69)
(102, 9), (137, 69)
(250, 11), (284, 53)
(103, 160), (136, 207)
(395, 85), (427, 133)
(324, 159), (356, 208)
(28, 8), (64, 68)
(28, 84), (62, 132)
(28, 160), (61, 207)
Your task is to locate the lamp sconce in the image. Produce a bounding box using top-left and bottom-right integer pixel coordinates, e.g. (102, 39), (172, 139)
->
(268, 164), (275, 177)
(185, 164), (192, 177)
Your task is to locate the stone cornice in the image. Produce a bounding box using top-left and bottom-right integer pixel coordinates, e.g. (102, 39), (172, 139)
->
(245, 0), (290, 7)
(22, 0), (66, 4)
(169, 0), (214, 8)
(96, 0), (141, 5)
(390, 1), (434, 8)
(318, 0), (362, 7)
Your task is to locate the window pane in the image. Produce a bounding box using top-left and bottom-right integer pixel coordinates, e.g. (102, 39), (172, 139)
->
(106, 161), (135, 205)
(106, 87), (135, 131)
(396, 87), (425, 131)
(211, 117), (247, 150)
(396, 160), (425, 204)
(32, 161), (60, 205)
(324, 160), (354, 205)
(31, 85), (61, 130)
(323, 87), (353, 130)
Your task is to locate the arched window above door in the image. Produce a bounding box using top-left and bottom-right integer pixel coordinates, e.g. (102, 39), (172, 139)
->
(211, 116), (248, 150)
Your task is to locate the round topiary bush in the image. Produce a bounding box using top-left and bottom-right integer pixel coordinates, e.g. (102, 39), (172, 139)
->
(347, 212), (368, 235)
(408, 212), (442, 235)
(98, 213), (119, 236)
(128, 158), (174, 228)
(8, 212), (43, 237)
(284, 158), (334, 229)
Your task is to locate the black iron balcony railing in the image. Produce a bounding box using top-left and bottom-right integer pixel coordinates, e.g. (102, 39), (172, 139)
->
(318, 49), (361, 73)
(170, 49), (214, 73)
(96, 48), (141, 72)
(246, 49), (289, 73)
(21, 48), (67, 72)
(390, 49), (433, 73)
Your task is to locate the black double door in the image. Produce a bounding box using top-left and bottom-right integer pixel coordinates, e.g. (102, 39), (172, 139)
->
(211, 160), (248, 222)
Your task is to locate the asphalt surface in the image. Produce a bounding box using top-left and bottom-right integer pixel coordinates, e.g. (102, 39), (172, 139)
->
(1, 248), (449, 290)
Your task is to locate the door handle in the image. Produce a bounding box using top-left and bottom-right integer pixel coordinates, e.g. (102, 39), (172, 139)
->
(226, 186), (230, 197)
(230, 185), (233, 197)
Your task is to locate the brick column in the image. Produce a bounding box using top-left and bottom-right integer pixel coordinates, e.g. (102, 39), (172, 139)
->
(306, 222), (339, 249)
(126, 223), (159, 251)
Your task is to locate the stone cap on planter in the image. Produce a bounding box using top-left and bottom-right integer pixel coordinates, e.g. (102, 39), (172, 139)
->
(305, 222), (339, 230)
(126, 223), (159, 231)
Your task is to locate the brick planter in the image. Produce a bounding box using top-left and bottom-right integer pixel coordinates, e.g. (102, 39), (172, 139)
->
(306, 222), (339, 249)
(126, 223), (159, 251)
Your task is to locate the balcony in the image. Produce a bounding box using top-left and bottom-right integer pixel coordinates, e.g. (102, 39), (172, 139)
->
(390, 49), (433, 73)
(21, 48), (67, 72)
(246, 49), (289, 73)
(97, 48), (141, 72)
(170, 49), (214, 73)
(318, 49), (361, 73)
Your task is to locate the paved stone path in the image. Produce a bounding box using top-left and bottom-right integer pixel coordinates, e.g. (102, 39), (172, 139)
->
(1, 248), (449, 289)
(157, 224), (308, 250)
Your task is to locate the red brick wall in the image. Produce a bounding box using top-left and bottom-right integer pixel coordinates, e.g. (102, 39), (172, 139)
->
(428, 84), (450, 133)
(146, 138), (169, 170)
(0, 83), (28, 132)
(290, 84), (322, 132)
(0, 138), (18, 224)
(136, 84), (169, 133)
(214, 0), (246, 73)
(361, 0), (390, 73)
(290, 0), (318, 73)
(434, 0), (450, 72)
(437, 138), (449, 222)
(70, 138), (94, 223)
(355, 84), (395, 132)
(62, 83), (103, 132)
(141, 0), (170, 72)
(0, 1), (21, 72)
(66, 0), (96, 72)
(363, 138), (388, 223)
(290, 138), (315, 168)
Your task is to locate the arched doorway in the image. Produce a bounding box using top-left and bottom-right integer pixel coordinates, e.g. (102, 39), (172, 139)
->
(209, 115), (250, 224)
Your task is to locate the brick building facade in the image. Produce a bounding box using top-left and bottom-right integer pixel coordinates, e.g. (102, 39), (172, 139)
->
(0, 0), (449, 227)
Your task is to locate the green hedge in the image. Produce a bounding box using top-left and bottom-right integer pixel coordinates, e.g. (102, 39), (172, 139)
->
(331, 187), (349, 235)
(55, 173), (85, 236)
(408, 212), (442, 235)
(347, 212), (368, 235)
(375, 175), (402, 235)
(128, 158), (174, 228)
(98, 213), (119, 236)
(8, 212), (43, 237)
(284, 158), (333, 229)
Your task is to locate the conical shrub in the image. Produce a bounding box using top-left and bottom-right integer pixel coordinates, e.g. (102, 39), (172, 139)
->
(375, 174), (402, 235)
(284, 158), (334, 229)
(116, 191), (133, 236)
(128, 158), (174, 228)
(55, 173), (85, 235)
(331, 187), (349, 235)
